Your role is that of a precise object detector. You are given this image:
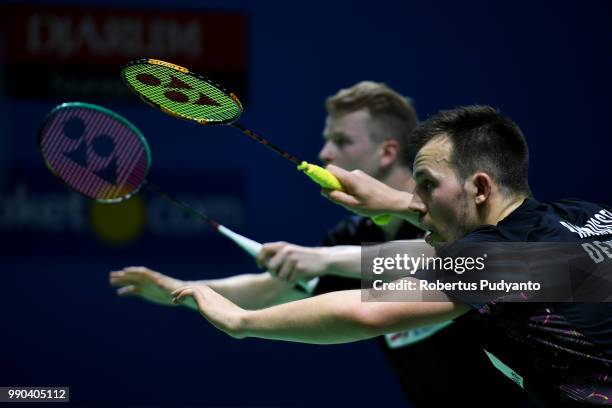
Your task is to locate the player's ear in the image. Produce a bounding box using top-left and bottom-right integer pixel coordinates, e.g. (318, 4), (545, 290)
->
(469, 172), (492, 205)
(379, 139), (399, 168)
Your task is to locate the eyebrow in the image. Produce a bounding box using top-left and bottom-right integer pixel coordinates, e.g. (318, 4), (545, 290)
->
(323, 131), (349, 140)
(413, 168), (433, 181)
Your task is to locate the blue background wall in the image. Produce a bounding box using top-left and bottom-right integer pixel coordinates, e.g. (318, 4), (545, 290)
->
(1, 1), (611, 406)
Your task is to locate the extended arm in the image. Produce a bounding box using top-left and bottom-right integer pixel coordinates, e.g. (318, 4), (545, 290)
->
(109, 266), (307, 311)
(322, 165), (420, 226)
(188, 272), (308, 309)
(257, 240), (431, 283)
(172, 280), (470, 344)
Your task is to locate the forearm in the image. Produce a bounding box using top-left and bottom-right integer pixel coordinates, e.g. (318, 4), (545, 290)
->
(324, 246), (362, 279)
(239, 286), (469, 344)
(325, 241), (431, 280)
(186, 273), (307, 310)
(240, 290), (375, 344)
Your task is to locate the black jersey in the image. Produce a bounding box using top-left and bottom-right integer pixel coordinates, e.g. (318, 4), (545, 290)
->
(314, 215), (534, 407)
(448, 198), (612, 407)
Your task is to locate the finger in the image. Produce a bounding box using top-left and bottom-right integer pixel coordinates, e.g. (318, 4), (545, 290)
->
(116, 285), (140, 296)
(174, 288), (197, 305)
(171, 286), (185, 298)
(257, 242), (285, 267)
(326, 189), (360, 207)
(122, 267), (154, 277)
(110, 277), (128, 287)
(122, 269), (163, 285)
(171, 286), (193, 300)
(255, 252), (266, 268)
(287, 270), (299, 284)
(267, 248), (289, 275)
(176, 288), (193, 299)
(110, 274), (141, 286)
(110, 273), (146, 286)
(277, 258), (296, 281)
(122, 267), (159, 279)
(122, 266), (149, 273)
(325, 164), (357, 190)
(122, 271), (149, 281)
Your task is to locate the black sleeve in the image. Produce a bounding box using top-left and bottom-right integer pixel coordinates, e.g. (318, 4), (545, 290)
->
(314, 217), (365, 296)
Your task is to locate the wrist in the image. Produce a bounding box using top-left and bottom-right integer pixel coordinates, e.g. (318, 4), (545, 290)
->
(168, 278), (185, 292)
(316, 247), (334, 276)
(323, 247), (343, 277)
(389, 190), (415, 218)
(232, 310), (252, 339)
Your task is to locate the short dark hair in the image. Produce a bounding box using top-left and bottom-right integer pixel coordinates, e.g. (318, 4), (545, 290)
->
(326, 81), (419, 166)
(409, 105), (531, 196)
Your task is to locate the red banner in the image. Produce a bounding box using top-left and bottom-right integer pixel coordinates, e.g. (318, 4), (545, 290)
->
(0, 5), (248, 98)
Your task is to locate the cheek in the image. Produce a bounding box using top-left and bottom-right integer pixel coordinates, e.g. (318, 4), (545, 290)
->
(430, 188), (463, 220)
(337, 146), (366, 164)
(345, 144), (368, 156)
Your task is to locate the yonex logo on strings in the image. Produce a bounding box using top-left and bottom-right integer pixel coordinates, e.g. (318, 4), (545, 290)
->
(135, 73), (220, 106)
(62, 117), (119, 185)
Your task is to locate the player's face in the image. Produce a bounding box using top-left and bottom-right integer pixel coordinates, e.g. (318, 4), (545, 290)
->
(319, 109), (381, 177)
(410, 136), (478, 247)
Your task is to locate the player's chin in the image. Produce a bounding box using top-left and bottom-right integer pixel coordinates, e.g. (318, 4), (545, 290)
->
(425, 232), (445, 247)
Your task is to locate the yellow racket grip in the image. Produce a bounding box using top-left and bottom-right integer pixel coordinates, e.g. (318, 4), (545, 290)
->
(298, 161), (343, 190)
(298, 162), (390, 225)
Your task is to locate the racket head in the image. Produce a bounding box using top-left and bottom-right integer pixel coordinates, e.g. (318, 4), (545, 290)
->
(38, 102), (152, 203)
(121, 58), (244, 125)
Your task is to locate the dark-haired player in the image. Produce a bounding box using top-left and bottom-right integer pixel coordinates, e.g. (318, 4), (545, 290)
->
(173, 106), (611, 407)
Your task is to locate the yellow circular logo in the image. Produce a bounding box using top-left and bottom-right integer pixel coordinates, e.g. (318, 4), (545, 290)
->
(89, 197), (146, 245)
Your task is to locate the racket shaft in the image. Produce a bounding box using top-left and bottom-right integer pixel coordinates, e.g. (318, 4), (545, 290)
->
(231, 122), (302, 165)
(217, 225), (318, 293)
(217, 225), (262, 256)
(146, 181), (318, 293)
(145, 182), (218, 228)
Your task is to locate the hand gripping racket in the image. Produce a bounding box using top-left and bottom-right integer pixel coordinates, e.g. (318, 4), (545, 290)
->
(120, 58), (391, 225)
(38, 102), (318, 293)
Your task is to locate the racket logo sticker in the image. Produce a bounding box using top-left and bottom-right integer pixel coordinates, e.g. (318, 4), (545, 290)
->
(60, 116), (119, 185)
(39, 103), (151, 202)
(134, 72), (220, 107)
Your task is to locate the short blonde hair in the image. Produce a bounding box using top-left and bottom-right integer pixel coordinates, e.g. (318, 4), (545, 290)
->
(325, 81), (419, 165)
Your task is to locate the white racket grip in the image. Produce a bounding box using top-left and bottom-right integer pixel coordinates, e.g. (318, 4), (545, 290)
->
(216, 225), (320, 294)
(298, 276), (320, 294)
(217, 225), (262, 257)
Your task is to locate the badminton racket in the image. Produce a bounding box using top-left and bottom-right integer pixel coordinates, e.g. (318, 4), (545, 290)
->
(38, 102), (318, 293)
(121, 58), (391, 225)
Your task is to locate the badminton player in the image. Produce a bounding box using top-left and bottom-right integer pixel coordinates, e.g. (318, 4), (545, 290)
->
(111, 86), (528, 406)
(171, 106), (612, 407)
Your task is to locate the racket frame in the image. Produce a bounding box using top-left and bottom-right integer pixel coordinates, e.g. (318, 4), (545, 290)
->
(37, 101), (152, 204)
(39, 102), (321, 293)
(121, 58), (243, 126)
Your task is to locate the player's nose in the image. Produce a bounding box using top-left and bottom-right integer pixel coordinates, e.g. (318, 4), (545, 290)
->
(318, 142), (334, 164)
(408, 193), (427, 217)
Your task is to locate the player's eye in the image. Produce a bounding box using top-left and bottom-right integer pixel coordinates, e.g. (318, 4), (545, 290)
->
(334, 137), (350, 148)
(420, 180), (435, 193)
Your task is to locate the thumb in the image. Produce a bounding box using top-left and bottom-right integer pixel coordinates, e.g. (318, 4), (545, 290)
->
(325, 164), (357, 191)
(257, 242), (284, 267)
(325, 189), (360, 207)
